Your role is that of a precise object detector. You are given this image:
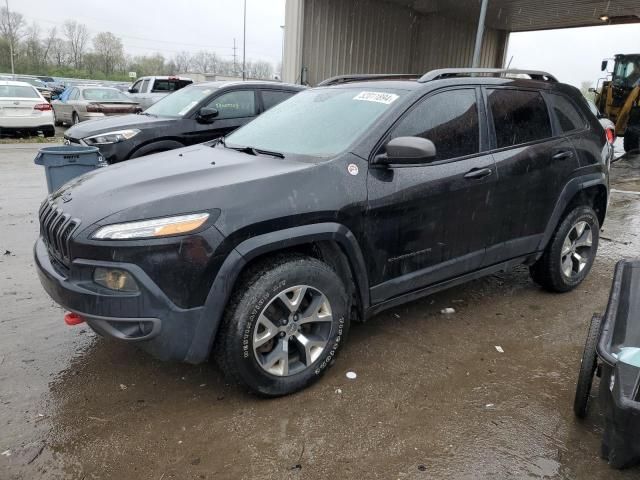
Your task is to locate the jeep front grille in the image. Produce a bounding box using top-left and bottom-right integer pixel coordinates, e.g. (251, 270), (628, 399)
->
(38, 199), (80, 266)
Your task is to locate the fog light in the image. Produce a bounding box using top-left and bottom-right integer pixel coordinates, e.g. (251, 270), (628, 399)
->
(94, 268), (138, 292)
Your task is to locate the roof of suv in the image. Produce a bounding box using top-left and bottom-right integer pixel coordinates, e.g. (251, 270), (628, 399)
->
(191, 80), (306, 90)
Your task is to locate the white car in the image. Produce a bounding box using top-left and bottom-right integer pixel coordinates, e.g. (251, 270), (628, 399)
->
(0, 81), (55, 137)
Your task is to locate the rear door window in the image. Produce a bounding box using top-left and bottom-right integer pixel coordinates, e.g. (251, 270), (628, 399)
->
(208, 90), (256, 119)
(487, 89), (552, 148)
(546, 93), (587, 133)
(389, 88), (480, 161)
(261, 90), (296, 110)
(152, 79), (192, 93)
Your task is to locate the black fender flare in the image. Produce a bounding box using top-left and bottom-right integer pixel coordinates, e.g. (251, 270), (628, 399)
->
(129, 139), (185, 159)
(184, 222), (370, 364)
(537, 172), (608, 252)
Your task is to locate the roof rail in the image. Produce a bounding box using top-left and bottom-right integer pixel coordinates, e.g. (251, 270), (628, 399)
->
(418, 68), (558, 83)
(318, 74), (419, 86)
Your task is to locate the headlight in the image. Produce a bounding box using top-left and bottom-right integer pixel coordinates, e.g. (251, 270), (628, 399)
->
(93, 213), (210, 240)
(84, 129), (140, 145)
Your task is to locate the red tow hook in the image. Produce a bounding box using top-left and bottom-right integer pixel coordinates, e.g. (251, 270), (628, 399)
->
(64, 312), (85, 326)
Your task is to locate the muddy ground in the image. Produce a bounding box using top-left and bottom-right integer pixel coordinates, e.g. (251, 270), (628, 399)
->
(1, 143), (640, 479)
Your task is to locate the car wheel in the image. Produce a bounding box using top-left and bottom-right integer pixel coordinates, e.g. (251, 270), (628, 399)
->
(53, 110), (62, 127)
(623, 128), (639, 154)
(530, 205), (600, 292)
(42, 126), (55, 138)
(215, 255), (350, 396)
(72, 112), (80, 125)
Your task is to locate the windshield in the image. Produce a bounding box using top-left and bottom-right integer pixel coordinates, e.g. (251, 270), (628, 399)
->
(225, 88), (406, 158)
(0, 85), (39, 98)
(614, 57), (640, 87)
(145, 84), (217, 117)
(82, 88), (131, 101)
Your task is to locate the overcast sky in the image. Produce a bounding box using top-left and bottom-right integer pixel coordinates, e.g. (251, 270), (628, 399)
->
(11, 0), (640, 88)
(507, 24), (640, 88)
(13, 0), (287, 65)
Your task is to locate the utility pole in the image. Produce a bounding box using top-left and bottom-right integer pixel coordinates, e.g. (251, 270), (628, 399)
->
(242, 0), (247, 81)
(4, 0), (15, 76)
(233, 38), (238, 76)
(471, 0), (489, 68)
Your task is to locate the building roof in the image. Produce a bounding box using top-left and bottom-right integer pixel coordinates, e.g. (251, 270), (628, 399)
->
(387, 0), (640, 31)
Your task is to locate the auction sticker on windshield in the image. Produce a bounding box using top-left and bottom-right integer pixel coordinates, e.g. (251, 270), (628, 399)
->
(353, 91), (399, 105)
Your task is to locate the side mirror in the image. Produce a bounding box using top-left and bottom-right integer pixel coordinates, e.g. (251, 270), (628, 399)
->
(51, 94), (59, 101)
(374, 137), (437, 166)
(197, 107), (219, 123)
(601, 60), (608, 72)
(588, 87), (596, 93)
(128, 88), (138, 94)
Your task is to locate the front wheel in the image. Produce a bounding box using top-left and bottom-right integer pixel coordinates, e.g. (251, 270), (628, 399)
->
(530, 206), (600, 292)
(215, 256), (351, 396)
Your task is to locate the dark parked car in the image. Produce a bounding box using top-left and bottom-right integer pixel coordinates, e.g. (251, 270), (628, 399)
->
(36, 69), (613, 396)
(63, 81), (305, 163)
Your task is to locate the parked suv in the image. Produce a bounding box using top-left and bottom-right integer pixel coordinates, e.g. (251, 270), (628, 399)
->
(126, 76), (193, 109)
(63, 81), (305, 163)
(35, 69), (612, 396)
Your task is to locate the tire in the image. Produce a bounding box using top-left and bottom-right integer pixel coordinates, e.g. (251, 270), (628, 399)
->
(53, 110), (62, 127)
(215, 255), (351, 397)
(72, 112), (79, 125)
(623, 128), (639, 154)
(530, 205), (600, 292)
(574, 314), (602, 419)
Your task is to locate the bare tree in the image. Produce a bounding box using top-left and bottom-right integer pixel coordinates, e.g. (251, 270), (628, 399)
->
(48, 37), (68, 68)
(174, 51), (192, 73)
(0, 7), (25, 43)
(93, 31), (124, 75)
(63, 20), (89, 69)
(191, 50), (218, 73)
(41, 27), (57, 66)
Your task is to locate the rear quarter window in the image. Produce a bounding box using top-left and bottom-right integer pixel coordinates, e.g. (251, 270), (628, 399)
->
(487, 89), (552, 148)
(546, 93), (587, 133)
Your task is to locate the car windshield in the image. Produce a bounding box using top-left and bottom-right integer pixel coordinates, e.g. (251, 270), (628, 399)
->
(225, 87), (406, 158)
(0, 85), (39, 98)
(82, 88), (131, 101)
(145, 84), (217, 117)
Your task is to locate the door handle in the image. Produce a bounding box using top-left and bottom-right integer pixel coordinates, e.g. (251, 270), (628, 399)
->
(464, 167), (493, 180)
(553, 150), (574, 160)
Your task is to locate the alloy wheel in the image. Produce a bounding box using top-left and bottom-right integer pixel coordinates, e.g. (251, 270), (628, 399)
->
(561, 221), (593, 278)
(253, 285), (333, 377)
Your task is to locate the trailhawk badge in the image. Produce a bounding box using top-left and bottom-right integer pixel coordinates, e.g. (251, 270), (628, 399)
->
(347, 164), (359, 176)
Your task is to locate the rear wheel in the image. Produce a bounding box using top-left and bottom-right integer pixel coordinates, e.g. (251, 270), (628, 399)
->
(42, 126), (55, 138)
(53, 109), (62, 127)
(530, 206), (599, 292)
(215, 256), (350, 396)
(623, 128), (639, 153)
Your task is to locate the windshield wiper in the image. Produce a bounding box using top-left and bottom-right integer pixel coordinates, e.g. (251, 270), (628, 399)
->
(225, 144), (285, 159)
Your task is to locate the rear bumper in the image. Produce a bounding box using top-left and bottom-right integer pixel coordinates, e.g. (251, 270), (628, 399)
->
(0, 113), (54, 129)
(34, 236), (212, 362)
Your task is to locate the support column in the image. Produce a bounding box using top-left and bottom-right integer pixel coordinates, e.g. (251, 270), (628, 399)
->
(282, 0), (305, 84)
(471, 0), (489, 68)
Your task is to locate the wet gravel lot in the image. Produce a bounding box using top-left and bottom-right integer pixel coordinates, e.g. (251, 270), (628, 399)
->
(1, 143), (640, 479)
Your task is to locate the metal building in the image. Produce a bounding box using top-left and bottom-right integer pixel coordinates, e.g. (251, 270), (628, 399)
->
(282, 0), (640, 86)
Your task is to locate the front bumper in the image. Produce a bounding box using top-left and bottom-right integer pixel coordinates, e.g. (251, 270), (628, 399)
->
(34, 237), (206, 362)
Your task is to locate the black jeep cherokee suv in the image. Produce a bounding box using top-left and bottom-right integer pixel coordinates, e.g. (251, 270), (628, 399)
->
(35, 69), (612, 396)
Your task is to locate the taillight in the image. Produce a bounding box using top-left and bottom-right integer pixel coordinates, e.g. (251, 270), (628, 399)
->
(605, 127), (615, 145)
(86, 103), (103, 113)
(33, 103), (52, 111)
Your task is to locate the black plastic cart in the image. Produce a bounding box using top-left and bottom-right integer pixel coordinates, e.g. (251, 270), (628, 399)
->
(574, 259), (640, 469)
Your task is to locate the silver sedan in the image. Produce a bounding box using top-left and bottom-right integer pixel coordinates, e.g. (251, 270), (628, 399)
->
(52, 86), (141, 126)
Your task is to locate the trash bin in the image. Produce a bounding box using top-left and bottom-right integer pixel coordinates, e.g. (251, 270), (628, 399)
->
(34, 145), (106, 194)
(574, 259), (640, 470)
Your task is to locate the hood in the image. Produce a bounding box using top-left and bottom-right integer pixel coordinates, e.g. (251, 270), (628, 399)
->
(65, 114), (176, 140)
(49, 144), (314, 232)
